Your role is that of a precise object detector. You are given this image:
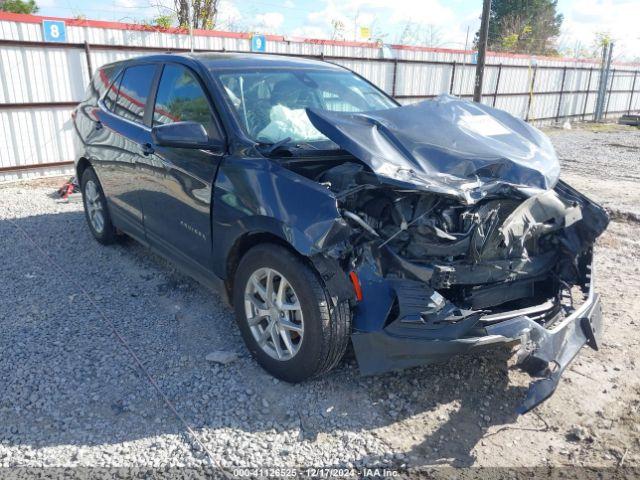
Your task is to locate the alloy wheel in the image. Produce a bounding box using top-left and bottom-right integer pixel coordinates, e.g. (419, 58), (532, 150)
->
(84, 180), (105, 234)
(244, 267), (304, 361)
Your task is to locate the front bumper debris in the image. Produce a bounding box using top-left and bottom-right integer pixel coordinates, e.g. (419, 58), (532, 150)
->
(351, 266), (603, 413)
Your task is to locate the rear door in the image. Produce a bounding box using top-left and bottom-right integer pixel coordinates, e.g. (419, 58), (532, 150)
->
(136, 62), (226, 270)
(93, 63), (159, 240)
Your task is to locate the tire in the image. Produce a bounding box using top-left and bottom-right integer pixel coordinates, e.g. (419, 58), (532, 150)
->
(81, 167), (117, 245)
(233, 244), (352, 383)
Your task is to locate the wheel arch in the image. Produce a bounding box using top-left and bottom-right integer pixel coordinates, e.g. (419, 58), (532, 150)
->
(224, 229), (355, 309)
(76, 157), (92, 183)
(224, 231), (302, 305)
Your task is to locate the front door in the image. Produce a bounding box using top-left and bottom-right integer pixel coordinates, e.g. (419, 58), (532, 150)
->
(136, 62), (225, 270)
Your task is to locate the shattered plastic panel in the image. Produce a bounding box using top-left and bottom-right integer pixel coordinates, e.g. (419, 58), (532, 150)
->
(307, 95), (560, 204)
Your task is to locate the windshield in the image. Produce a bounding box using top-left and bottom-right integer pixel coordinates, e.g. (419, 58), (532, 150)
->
(214, 68), (397, 145)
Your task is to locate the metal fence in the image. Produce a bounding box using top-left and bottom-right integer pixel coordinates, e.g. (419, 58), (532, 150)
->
(1, 12), (639, 181)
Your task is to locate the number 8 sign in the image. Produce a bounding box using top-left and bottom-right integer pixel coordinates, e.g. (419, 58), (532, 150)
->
(42, 20), (67, 43)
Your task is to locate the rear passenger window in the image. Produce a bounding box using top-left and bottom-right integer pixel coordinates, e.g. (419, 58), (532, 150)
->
(153, 64), (218, 138)
(112, 64), (156, 124)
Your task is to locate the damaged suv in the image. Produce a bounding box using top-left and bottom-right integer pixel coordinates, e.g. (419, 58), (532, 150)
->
(73, 53), (608, 412)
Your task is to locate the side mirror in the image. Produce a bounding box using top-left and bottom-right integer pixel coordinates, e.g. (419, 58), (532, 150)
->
(151, 121), (214, 149)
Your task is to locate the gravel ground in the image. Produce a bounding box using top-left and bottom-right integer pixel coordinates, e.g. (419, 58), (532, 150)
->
(1, 124), (639, 474)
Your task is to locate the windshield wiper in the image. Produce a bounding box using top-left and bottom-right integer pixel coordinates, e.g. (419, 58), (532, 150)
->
(257, 137), (292, 156)
(257, 138), (344, 158)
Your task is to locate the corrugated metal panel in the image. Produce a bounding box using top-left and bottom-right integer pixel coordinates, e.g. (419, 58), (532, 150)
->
(0, 107), (75, 168)
(0, 15), (638, 180)
(0, 46), (88, 102)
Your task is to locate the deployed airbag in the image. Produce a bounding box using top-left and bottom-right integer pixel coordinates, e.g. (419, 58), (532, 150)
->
(259, 104), (326, 142)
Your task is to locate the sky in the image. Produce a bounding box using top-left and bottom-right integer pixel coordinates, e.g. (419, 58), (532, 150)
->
(34, 0), (640, 60)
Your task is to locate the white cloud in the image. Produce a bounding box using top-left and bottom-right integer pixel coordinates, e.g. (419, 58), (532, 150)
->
(36, 0), (60, 8)
(301, 0), (472, 46)
(113, 0), (140, 8)
(216, 0), (244, 30)
(560, 0), (640, 60)
(290, 25), (331, 39)
(253, 12), (285, 33)
(355, 0), (456, 26)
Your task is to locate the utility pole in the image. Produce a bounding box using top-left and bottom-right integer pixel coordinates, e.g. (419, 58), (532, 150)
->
(188, 0), (194, 53)
(464, 25), (470, 52)
(473, 0), (491, 102)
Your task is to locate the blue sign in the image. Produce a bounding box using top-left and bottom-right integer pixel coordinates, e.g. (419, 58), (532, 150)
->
(42, 20), (67, 43)
(251, 35), (266, 52)
(471, 52), (478, 65)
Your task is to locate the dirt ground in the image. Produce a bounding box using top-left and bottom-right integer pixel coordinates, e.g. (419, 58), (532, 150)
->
(0, 123), (639, 476)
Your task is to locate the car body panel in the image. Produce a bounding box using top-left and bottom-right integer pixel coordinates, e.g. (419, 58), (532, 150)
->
(209, 154), (350, 278)
(306, 96), (560, 204)
(92, 107), (151, 239)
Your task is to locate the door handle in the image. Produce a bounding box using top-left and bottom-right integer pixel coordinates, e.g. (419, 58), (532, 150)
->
(94, 120), (103, 131)
(141, 143), (154, 156)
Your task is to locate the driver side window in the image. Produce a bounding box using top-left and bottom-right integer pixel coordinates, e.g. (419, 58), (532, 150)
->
(153, 64), (220, 139)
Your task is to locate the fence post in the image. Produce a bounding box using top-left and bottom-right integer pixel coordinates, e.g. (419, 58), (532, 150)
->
(449, 61), (456, 95)
(605, 68), (616, 117)
(628, 70), (638, 114)
(391, 59), (398, 98)
(555, 65), (567, 122)
(525, 65), (537, 122)
(582, 67), (593, 121)
(492, 63), (502, 107)
(595, 42), (613, 121)
(83, 41), (93, 81)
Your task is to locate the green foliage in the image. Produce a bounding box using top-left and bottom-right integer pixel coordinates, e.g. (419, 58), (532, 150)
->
(593, 32), (612, 49)
(476, 0), (563, 55)
(154, 15), (173, 29)
(0, 0), (39, 14)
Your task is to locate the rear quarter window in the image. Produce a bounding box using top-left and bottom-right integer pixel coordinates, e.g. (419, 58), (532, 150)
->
(110, 64), (157, 124)
(85, 65), (119, 101)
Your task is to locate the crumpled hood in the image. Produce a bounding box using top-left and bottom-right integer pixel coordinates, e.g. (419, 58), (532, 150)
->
(307, 95), (560, 204)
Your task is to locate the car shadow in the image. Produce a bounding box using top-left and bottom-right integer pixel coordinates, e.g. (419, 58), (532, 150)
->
(1, 208), (529, 468)
(295, 349), (526, 468)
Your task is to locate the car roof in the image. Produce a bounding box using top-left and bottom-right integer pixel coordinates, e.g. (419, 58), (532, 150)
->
(103, 52), (345, 72)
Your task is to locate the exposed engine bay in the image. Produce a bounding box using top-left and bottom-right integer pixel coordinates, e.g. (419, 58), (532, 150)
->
(283, 157), (605, 333)
(278, 97), (609, 412)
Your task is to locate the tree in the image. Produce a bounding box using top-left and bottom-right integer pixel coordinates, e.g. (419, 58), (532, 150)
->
(0, 0), (39, 14)
(475, 0), (563, 55)
(175, 0), (219, 29)
(330, 19), (345, 40)
(153, 14), (172, 29)
(397, 22), (444, 48)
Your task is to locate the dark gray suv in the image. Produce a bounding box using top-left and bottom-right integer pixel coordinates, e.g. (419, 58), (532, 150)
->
(73, 52), (608, 412)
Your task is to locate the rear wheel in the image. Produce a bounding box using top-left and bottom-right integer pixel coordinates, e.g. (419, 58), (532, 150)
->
(233, 244), (351, 382)
(81, 167), (117, 245)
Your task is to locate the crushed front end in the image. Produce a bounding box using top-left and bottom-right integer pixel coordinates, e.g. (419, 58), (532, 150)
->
(298, 97), (610, 412)
(321, 166), (607, 413)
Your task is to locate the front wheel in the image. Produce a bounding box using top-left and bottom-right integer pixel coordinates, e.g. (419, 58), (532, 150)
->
(233, 244), (351, 383)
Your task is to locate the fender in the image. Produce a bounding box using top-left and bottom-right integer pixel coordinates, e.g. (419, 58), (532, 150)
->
(210, 156), (351, 279)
